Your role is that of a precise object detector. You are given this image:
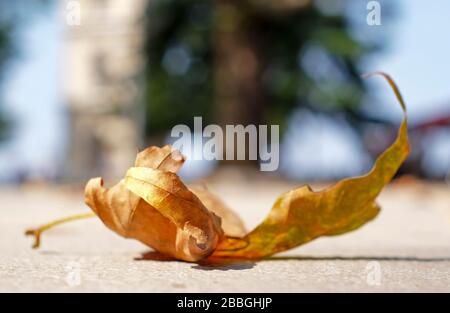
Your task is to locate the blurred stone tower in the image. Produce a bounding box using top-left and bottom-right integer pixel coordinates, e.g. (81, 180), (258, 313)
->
(63, 0), (149, 181)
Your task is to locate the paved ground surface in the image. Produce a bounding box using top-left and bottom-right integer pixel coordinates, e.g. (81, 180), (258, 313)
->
(1, 172), (450, 292)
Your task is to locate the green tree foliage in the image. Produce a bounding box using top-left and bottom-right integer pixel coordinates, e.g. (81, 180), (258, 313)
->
(0, 0), (51, 140)
(144, 0), (215, 134)
(144, 0), (383, 136)
(0, 18), (12, 140)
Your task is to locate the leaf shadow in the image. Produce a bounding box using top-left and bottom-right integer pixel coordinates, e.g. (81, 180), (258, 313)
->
(264, 255), (450, 263)
(37, 250), (62, 255)
(135, 251), (450, 272)
(194, 258), (256, 271)
(135, 250), (176, 262)
(135, 251), (257, 271)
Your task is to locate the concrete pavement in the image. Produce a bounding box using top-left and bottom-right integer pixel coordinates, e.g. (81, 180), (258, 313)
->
(1, 176), (450, 292)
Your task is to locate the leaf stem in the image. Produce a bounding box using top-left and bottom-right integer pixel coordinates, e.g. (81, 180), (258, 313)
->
(25, 212), (96, 249)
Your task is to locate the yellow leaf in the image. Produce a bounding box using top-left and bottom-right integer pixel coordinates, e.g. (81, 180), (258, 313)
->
(26, 73), (410, 264)
(212, 72), (410, 259)
(190, 185), (247, 238)
(85, 145), (223, 262)
(123, 166), (224, 261)
(27, 145), (244, 262)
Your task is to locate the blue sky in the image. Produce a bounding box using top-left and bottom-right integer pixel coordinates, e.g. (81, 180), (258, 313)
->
(0, 0), (449, 180)
(361, 0), (450, 122)
(0, 5), (64, 180)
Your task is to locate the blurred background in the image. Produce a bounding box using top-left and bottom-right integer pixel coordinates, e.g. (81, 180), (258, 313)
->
(2, 2), (450, 293)
(0, 0), (449, 185)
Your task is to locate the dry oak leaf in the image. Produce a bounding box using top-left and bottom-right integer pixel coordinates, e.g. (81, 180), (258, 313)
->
(211, 72), (410, 259)
(190, 185), (247, 238)
(26, 73), (409, 264)
(85, 145), (241, 262)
